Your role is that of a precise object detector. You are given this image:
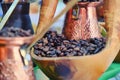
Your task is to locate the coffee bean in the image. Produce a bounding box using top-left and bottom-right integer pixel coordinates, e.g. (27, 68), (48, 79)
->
(72, 51), (78, 56)
(74, 47), (80, 51)
(59, 53), (64, 57)
(34, 31), (106, 57)
(56, 50), (61, 54)
(41, 52), (46, 57)
(62, 47), (67, 51)
(43, 38), (48, 44)
(87, 46), (95, 51)
(80, 47), (88, 54)
(94, 48), (100, 54)
(34, 50), (40, 55)
(63, 40), (69, 44)
(43, 47), (49, 52)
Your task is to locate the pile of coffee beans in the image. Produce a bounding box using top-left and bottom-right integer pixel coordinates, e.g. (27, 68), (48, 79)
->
(34, 31), (106, 57)
(0, 27), (32, 37)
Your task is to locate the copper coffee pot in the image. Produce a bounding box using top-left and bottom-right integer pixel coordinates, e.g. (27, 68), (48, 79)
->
(63, 0), (102, 40)
(0, 0), (58, 80)
(0, 0), (36, 80)
(0, 0), (34, 34)
(0, 36), (35, 80)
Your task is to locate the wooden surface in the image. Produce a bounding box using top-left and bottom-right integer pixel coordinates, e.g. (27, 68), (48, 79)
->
(36, 0), (58, 33)
(31, 0), (120, 80)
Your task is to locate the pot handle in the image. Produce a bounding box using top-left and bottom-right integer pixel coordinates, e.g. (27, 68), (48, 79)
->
(72, 4), (80, 20)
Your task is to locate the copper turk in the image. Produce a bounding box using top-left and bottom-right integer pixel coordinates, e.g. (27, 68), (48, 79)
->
(63, 1), (102, 40)
(0, 36), (35, 80)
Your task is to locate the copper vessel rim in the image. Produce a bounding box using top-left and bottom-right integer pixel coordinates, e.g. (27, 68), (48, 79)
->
(76, 2), (102, 7)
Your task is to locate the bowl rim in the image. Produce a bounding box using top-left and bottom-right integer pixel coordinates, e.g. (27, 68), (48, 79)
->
(0, 35), (35, 45)
(30, 48), (103, 61)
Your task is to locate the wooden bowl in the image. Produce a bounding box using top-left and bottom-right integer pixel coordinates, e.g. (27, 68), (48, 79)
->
(31, 0), (120, 80)
(31, 34), (119, 80)
(99, 22), (120, 63)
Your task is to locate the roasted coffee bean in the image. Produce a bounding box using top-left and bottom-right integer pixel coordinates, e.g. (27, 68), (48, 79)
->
(80, 47), (88, 54)
(34, 50), (40, 55)
(89, 43), (97, 48)
(94, 48), (100, 54)
(87, 46), (95, 51)
(34, 31), (106, 57)
(43, 47), (49, 52)
(74, 47), (80, 51)
(63, 40), (70, 44)
(72, 51), (78, 56)
(41, 52), (46, 57)
(43, 38), (48, 44)
(58, 52), (64, 57)
(62, 47), (67, 51)
(56, 50), (61, 54)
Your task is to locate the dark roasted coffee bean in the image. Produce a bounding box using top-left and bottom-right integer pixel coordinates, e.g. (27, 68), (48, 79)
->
(41, 52), (46, 57)
(57, 46), (61, 50)
(74, 47), (80, 51)
(67, 52), (75, 56)
(46, 51), (51, 55)
(62, 47), (67, 51)
(63, 40), (69, 44)
(43, 38), (48, 44)
(89, 43), (97, 48)
(51, 54), (57, 57)
(87, 46), (95, 51)
(34, 50), (40, 55)
(80, 47), (88, 54)
(56, 50), (61, 54)
(93, 48), (100, 54)
(71, 42), (77, 45)
(72, 51), (78, 56)
(71, 45), (76, 48)
(59, 53), (65, 57)
(37, 43), (43, 47)
(43, 47), (49, 52)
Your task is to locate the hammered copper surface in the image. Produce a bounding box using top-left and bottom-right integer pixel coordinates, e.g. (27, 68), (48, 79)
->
(63, 2), (102, 40)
